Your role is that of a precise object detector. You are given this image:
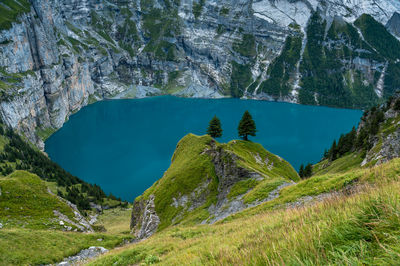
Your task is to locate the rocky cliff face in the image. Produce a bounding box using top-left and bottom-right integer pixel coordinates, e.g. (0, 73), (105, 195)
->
(387, 12), (400, 38)
(131, 195), (160, 239)
(1, 0), (400, 148)
(361, 94), (400, 165)
(130, 134), (299, 238)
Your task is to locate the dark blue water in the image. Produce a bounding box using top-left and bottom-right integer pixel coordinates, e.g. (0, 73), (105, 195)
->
(45, 96), (362, 201)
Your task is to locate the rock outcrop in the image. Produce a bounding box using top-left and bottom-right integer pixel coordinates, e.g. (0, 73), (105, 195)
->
(387, 12), (400, 38)
(361, 95), (400, 165)
(56, 246), (108, 266)
(130, 195), (160, 239)
(0, 0), (400, 148)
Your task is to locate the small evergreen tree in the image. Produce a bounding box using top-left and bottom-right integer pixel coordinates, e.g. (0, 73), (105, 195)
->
(238, 111), (257, 141)
(323, 149), (329, 159)
(394, 98), (400, 111)
(299, 164), (304, 178)
(304, 163), (313, 178)
(329, 140), (337, 161)
(207, 115), (223, 138)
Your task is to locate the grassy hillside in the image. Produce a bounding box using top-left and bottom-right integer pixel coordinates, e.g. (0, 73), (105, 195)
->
(0, 170), (133, 265)
(89, 158), (400, 265)
(0, 229), (129, 265)
(0, 170), (77, 230)
(133, 134), (298, 231)
(0, 122), (132, 264)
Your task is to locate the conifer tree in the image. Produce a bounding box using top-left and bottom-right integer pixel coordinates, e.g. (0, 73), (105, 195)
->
(304, 163), (313, 178)
(329, 140), (337, 161)
(207, 115), (223, 138)
(323, 149), (329, 159)
(299, 164), (304, 178)
(238, 110), (257, 141)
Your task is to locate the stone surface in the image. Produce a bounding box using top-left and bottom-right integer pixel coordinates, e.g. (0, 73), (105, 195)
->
(359, 94), (400, 166)
(55, 246), (108, 266)
(130, 194), (160, 239)
(387, 12), (400, 38)
(48, 188), (93, 232)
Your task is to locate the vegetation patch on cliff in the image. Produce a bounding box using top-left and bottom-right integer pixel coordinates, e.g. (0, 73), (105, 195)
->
(0, 0), (31, 31)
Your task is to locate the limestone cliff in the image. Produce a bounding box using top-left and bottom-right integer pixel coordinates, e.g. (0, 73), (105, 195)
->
(130, 134), (299, 238)
(1, 0), (400, 148)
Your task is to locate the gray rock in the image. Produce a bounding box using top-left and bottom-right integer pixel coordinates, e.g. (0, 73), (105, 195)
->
(362, 98), (400, 166)
(387, 12), (400, 38)
(131, 195), (160, 239)
(55, 246), (108, 266)
(48, 188), (93, 232)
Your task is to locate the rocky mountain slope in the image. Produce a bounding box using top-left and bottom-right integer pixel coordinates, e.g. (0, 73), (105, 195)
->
(130, 134), (299, 238)
(1, 0), (400, 148)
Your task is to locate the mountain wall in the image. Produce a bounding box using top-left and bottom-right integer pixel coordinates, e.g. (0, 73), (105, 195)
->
(1, 0), (400, 148)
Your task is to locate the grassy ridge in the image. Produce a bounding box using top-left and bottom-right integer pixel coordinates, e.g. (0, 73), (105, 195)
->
(89, 158), (400, 265)
(137, 134), (218, 230)
(134, 134), (298, 230)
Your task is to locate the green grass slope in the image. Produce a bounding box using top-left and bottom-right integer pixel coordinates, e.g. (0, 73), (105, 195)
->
(0, 170), (77, 230)
(0, 229), (128, 265)
(0, 170), (133, 265)
(133, 134), (298, 231)
(89, 158), (400, 265)
(0, 121), (124, 213)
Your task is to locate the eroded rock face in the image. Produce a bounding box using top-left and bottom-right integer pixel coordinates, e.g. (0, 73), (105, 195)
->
(48, 188), (94, 232)
(0, 0), (400, 148)
(387, 12), (400, 38)
(56, 246), (108, 265)
(363, 110), (400, 166)
(206, 141), (261, 203)
(130, 195), (160, 239)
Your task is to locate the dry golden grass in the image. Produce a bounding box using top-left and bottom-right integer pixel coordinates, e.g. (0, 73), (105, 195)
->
(94, 207), (133, 235)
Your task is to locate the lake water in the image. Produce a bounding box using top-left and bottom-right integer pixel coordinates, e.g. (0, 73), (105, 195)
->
(45, 96), (363, 201)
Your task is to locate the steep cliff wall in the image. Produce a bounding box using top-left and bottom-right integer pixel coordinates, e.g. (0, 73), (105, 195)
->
(1, 0), (400, 148)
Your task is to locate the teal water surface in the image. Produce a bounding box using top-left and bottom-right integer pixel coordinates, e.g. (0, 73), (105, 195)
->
(45, 96), (362, 201)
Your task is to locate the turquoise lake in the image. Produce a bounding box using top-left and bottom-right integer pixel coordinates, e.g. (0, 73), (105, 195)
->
(45, 96), (363, 201)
